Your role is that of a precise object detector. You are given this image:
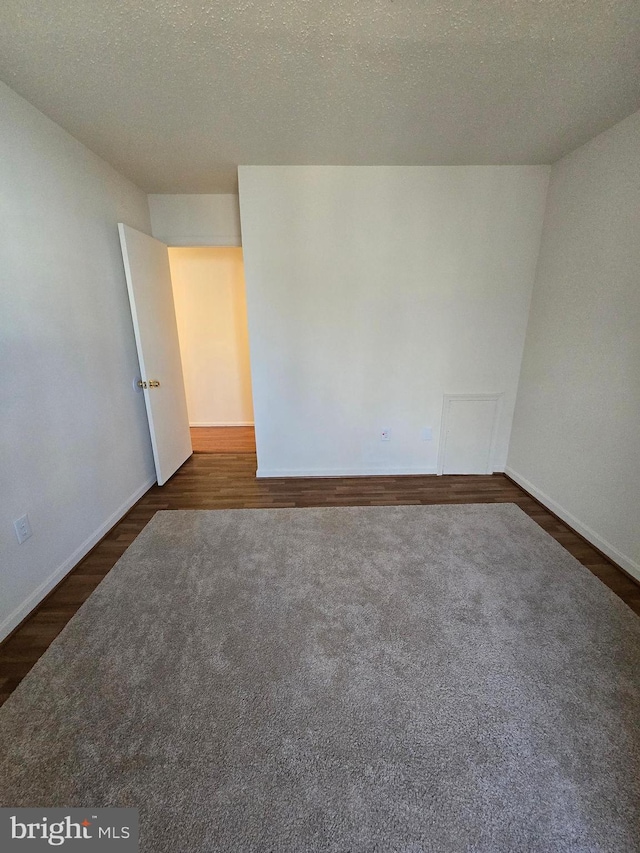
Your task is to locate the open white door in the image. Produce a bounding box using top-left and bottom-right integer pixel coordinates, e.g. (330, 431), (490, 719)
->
(118, 223), (192, 485)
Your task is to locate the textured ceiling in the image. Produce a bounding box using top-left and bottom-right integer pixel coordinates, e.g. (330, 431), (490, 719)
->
(1, 1), (639, 192)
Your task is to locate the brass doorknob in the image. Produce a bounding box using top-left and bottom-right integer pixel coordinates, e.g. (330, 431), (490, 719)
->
(148, 380), (161, 388)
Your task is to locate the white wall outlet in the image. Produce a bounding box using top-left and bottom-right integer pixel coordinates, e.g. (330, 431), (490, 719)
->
(14, 514), (32, 544)
(381, 428), (391, 441)
(421, 427), (433, 441)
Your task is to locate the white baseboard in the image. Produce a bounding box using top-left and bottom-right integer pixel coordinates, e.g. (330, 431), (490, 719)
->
(505, 467), (640, 582)
(190, 422), (254, 427)
(0, 476), (156, 643)
(257, 466), (438, 479)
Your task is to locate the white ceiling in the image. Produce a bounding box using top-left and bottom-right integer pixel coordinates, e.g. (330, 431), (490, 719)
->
(1, 1), (639, 193)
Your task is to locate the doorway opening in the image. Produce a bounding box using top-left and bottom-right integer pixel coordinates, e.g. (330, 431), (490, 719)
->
(168, 247), (256, 455)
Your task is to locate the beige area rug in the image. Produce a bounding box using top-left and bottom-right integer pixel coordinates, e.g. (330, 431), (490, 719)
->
(1, 504), (639, 852)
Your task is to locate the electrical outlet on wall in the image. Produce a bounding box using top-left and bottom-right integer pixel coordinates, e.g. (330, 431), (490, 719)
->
(381, 429), (391, 441)
(14, 514), (32, 544)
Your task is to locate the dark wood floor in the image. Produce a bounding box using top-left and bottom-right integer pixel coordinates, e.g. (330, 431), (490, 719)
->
(1, 427), (638, 707)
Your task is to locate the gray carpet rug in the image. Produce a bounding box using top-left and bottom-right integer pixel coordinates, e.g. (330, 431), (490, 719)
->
(1, 504), (639, 852)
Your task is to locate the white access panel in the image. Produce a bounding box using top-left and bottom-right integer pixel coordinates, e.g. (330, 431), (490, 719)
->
(438, 394), (502, 475)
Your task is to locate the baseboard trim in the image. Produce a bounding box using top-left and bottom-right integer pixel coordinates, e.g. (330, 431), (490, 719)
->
(504, 467), (640, 583)
(190, 422), (254, 427)
(0, 476), (156, 643)
(257, 466), (438, 479)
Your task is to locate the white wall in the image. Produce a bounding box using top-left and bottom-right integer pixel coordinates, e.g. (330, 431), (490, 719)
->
(507, 110), (640, 580)
(0, 82), (155, 640)
(148, 194), (241, 246)
(238, 166), (549, 477)
(169, 248), (254, 426)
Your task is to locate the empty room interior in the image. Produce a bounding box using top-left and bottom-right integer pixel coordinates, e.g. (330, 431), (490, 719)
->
(0, 2), (639, 851)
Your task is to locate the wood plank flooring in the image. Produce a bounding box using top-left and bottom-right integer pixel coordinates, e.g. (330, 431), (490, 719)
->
(1, 427), (638, 707)
(190, 425), (256, 453)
